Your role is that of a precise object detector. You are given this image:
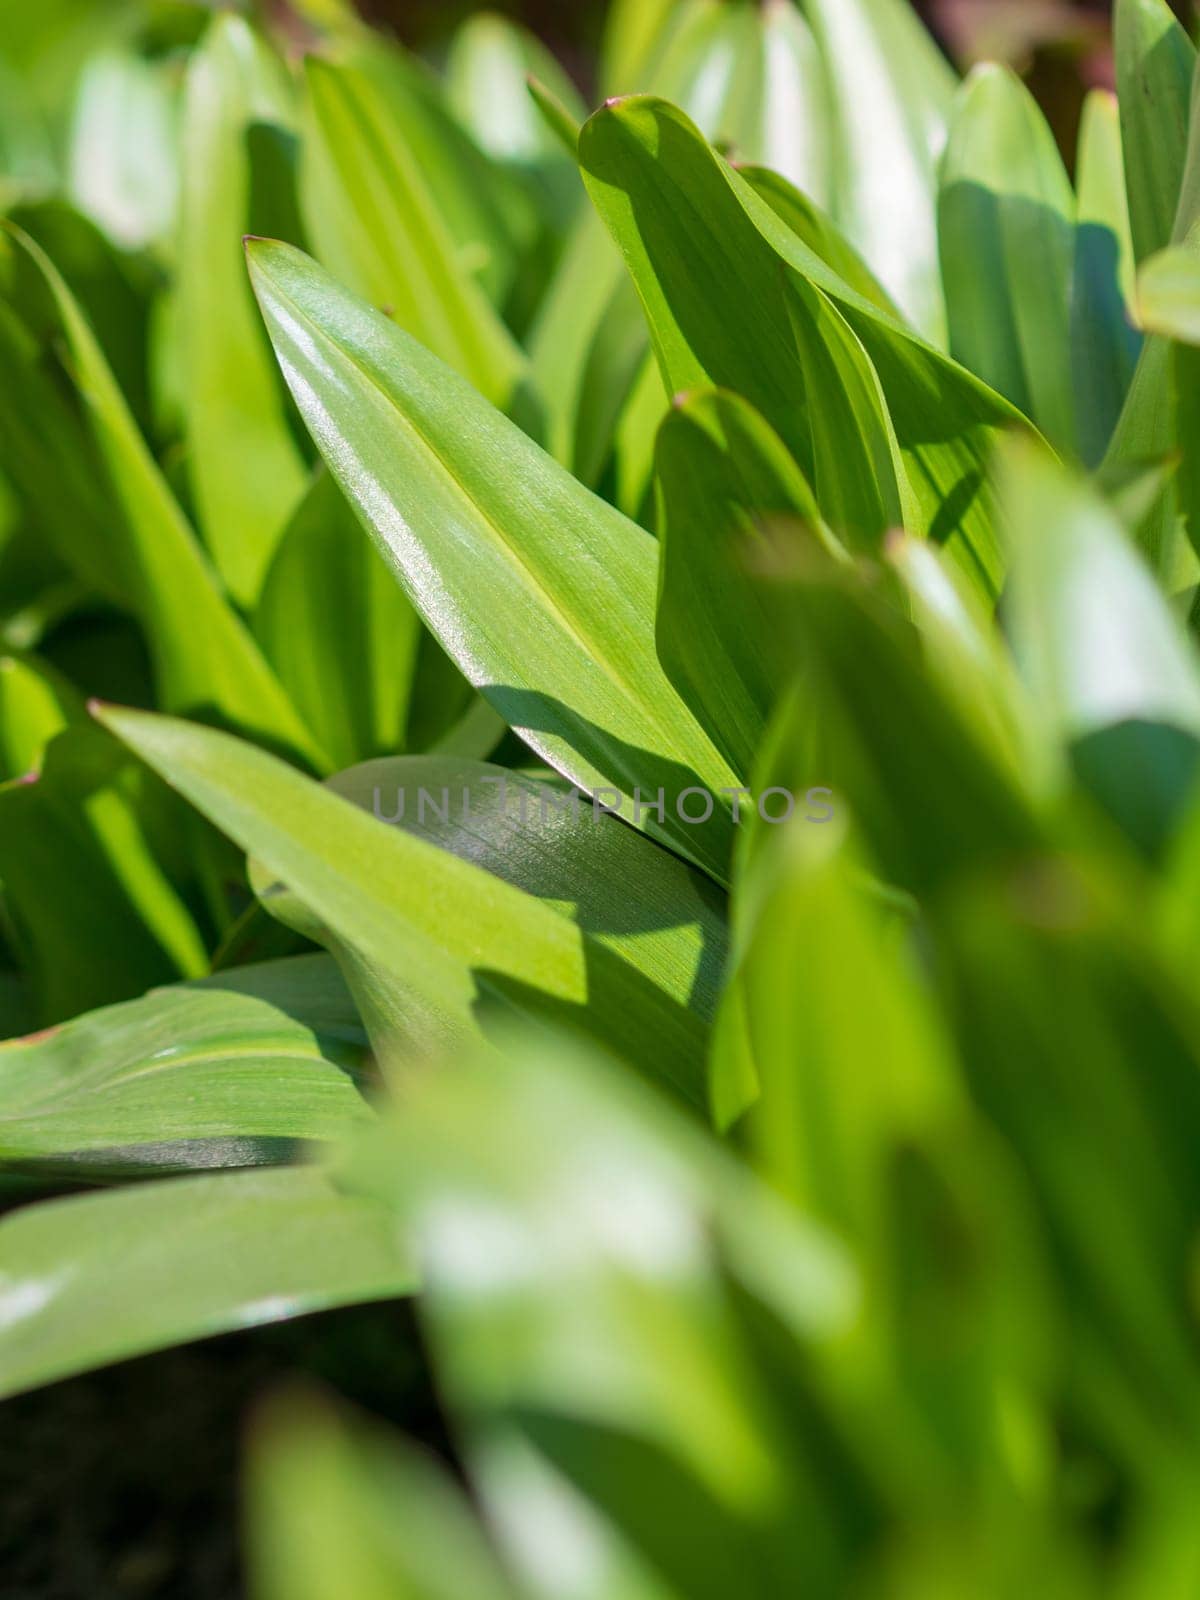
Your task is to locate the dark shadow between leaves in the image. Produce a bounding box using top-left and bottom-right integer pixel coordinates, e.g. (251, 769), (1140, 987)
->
(1071, 719), (1200, 864)
(479, 683), (736, 890)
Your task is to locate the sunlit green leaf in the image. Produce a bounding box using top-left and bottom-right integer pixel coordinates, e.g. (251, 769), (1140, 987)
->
(247, 237), (737, 881)
(0, 955), (372, 1174)
(0, 1164), (413, 1399)
(1115, 0), (1196, 265)
(98, 706), (718, 1107)
(178, 13), (308, 607)
(938, 63), (1075, 453)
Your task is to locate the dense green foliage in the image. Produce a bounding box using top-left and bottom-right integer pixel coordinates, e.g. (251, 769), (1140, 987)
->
(5, 0), (1200, 1592)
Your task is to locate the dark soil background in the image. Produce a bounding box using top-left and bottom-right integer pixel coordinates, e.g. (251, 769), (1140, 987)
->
(3, 1), (1196, 1596)
(0, 1301), (447, 1600)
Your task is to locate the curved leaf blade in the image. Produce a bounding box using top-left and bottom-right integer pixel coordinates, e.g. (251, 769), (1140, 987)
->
(247, 237), (737, 880)
(97, 707), (716, 1108)
(938, 63), (1076, 454)
(0, 956), (373, 1174)
(0, 1166), (413, 1400)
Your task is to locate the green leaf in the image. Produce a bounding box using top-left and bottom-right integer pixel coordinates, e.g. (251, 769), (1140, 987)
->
(1002, 439), (1200, 856)
(938, 63), (1076, 454)
(528, 206), (639, 475)
(299, 55), (528, 410)
(1102, 45), (1200, 577)
(750, 0), (831, 203)
(0, 656), (208, 1023)
(0, 296), (132, 609)
(337, 36), (540, 314)
(601, 0), (698, 96)
(713, 817), (956, 1141)
(0, 955), (373, 1175)
(714, 819), (1053, 1502)
(1136, 244), (1200, 343)
(783, 273), (911, 549)
(526, 73), (582, 160)
(933, 866), (1200, 1465)
(247, 237), (737, 881)
(531, 0), (821, 485)
(884, 532), (1032, 787)
(97, 707), (718, 1108)
(0, 1165), (414, 1399)
(776, 564), (1045, 897)
(655, 387), (833, 783)
(316, 754), (729, 1024)
(0, 647), (75, 778)
(178, 14), (308, 607)
(1005, 440), (1200, 742)
(1073, 89), (1143, 467)
(800, 0), (956, 343)
(3, 227), (325, 767)
(9, 197), (154, 434)
(446, 11), (586, 227)
(255, 470), (421, 772)
(247, 1391), (518, 1600)
(1115, 0), (1196, 265)
(578, 95), (1018, 597)
(66, 47), (178, 252)
(737, 165), (899, 320)
(350, 1031), (858, 1600)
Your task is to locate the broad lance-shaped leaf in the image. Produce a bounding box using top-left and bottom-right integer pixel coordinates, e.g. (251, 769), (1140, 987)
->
(247, 238), (737, 882)
(0, 1165), (414, 1399)
(1072, 90), (1142, 468)
(656, 388), (838, 784)
(1115, 0), (1196, 265)
(259, 755), (729, 1029)
(255, 469), (421, 773)
(530, 0), (827, 486)
(96, 707), (715, 1109)
(1003, 440), (1200, 857)
(3, 229), (325, 767)
(299, 56), (527, 410)
(179, 13), (308, 608)
(579, 96), (1021, 600)
(938, 63), (1076, 456)
(0, 955), (373, 1176)
(800, 0), (956, 345)
(784, 273), (912, 547)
